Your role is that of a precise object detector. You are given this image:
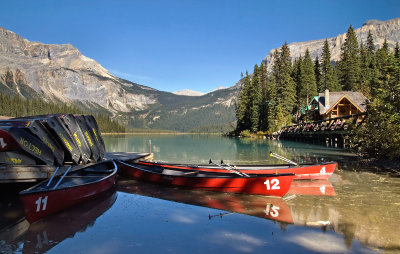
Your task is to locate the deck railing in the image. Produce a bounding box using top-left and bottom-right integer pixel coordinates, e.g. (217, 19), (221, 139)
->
(279, 113), (367, 134)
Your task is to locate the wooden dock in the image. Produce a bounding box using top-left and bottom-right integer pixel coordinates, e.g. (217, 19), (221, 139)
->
(277, 113), (366, 148)
(0, 152), (153, 183)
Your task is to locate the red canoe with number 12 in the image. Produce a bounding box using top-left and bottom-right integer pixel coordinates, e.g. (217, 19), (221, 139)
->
(116, 161), (294, 197)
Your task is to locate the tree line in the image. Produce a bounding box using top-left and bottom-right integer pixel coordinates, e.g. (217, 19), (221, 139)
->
(234, 24), (400, 159)
(0, 92), (125, 133)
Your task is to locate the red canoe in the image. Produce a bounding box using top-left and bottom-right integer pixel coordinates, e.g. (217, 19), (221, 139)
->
(138, 160), (337, 180)
(19, 160), (117, 223)
(116, 161), (294, 197)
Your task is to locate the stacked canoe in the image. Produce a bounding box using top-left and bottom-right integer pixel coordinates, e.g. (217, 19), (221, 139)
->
(0, 114), (105, 166)
(0, 114), (116, 223)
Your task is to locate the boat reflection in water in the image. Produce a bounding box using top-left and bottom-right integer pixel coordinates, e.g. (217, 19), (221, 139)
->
(288, 179), (336, 196)
(118, 178), (294, 224)
(22, 189), (117, 254)
(0, 184), (30, 253)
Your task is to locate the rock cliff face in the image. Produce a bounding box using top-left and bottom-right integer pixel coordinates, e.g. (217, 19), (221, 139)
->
(0, 27), (158, 112)
(262, 18), (400, 70)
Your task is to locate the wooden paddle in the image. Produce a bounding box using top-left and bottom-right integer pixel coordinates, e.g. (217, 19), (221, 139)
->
(209, 159), (249, 177)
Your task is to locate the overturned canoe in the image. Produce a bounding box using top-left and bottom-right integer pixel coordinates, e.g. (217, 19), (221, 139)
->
(116, 160), (294, 197)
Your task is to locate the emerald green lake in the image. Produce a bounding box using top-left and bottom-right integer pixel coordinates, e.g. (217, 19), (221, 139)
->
(1, 134), (399, 253)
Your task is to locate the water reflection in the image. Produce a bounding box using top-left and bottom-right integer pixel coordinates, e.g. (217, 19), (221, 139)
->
(0, 184), (30, 253)
(288, 180), (336, 196)
(1, 135), (399, 253)
(288, 172), (400, 251)
(118, 178), (294, 224)
(103, 134), (358, 166)
(0, 189), (117, 254)
(25, 190), (116, 253)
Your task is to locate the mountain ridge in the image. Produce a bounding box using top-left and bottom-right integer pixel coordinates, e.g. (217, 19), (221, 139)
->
(262, 17), (400, 70)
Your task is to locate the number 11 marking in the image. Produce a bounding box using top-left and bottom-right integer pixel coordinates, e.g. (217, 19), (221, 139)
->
(0, 138), (7, 148)
(35, 196), (48, 212)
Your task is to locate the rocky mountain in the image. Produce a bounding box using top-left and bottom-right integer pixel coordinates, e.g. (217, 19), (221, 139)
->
(0, 27), (237, 132)
(262, 18), (400, 70)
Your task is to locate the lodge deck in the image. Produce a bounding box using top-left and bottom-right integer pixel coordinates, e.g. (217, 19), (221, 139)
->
(277, 113), (366, 148)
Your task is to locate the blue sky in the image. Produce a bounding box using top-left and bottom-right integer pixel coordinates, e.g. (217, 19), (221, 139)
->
(0, 0), (399, 93)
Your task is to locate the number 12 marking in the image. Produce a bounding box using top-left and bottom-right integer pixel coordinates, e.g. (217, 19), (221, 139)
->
(264, 179), (280, 190)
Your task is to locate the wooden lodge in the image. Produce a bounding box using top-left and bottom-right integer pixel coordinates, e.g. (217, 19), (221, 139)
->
(279, 90), (368, 148)
(318, 90), (367, 120)
(303, 89), (368, 121)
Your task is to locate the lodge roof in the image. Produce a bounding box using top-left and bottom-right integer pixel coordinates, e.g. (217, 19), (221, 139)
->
(318, 91), (368, 115)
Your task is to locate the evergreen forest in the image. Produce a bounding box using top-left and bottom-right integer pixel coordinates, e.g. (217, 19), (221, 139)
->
(0, 92), (125, 133)
(234, 25), (400, 159)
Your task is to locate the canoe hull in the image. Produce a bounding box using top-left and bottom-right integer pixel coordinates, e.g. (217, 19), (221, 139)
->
(117, 161), (294, 197)
(20, 161), (117, 223)
(139, 161), (337, 180)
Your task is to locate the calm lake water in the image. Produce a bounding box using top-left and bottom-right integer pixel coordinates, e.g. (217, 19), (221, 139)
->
(1, 134), (399, 253)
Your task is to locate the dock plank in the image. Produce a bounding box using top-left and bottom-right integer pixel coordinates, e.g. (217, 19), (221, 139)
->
(0, 152), (153, 183)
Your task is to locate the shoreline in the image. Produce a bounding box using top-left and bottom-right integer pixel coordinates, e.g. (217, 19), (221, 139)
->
(2, 115), (397, 173)
(102, 132), (223, 135)
(357, 158), (400, 175)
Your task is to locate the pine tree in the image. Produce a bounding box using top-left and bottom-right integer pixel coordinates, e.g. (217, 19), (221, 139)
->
(395, 42), (400, 59)
(259, 63), (269, 131)
(338, 24), (361, 91)
(275, 42), (296, 118)
(366, 30), (375, 55)
(235, 71), (251, 133)
(376, 39), (390, 89)
(292, 56), (303, 120)
(250, 64), (262, 132)
(351, 49), (400, 159)
(299, 49), (317, 118)
(395, 42), (400, 88)
(267, 66), (278, 133)
(314, 56), (322, 93)
(321, 39), (337, 91)
(359, 42), (371, 96)
(365, 30), (379, 97)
